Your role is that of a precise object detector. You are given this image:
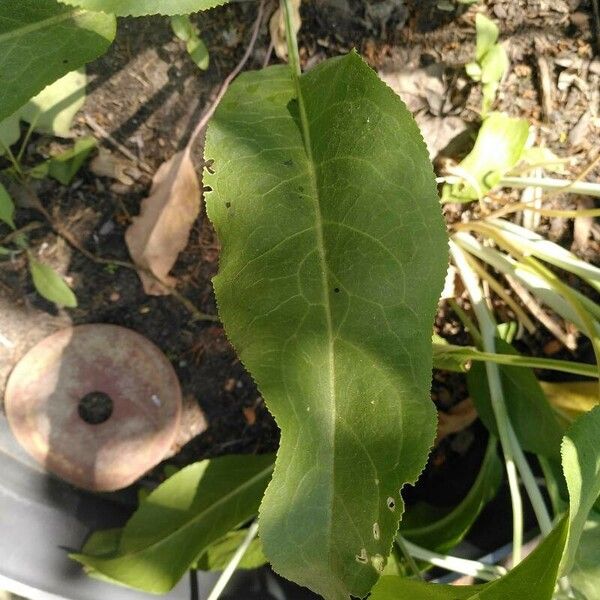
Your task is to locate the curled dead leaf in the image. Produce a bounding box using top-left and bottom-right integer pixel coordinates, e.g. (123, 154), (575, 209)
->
(269, 0), (301, 60)
(436, 398), (478, 445)
(90, 149), (141, 186)
(125, 148), (200, 295)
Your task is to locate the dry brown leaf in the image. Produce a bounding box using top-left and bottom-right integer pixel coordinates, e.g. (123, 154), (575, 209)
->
(125, 148), (200, 295)
(436, 398), (478, 445)
(269, 0), (301, 60)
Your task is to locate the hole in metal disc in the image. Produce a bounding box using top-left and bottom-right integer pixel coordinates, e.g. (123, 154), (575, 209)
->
(78, 391), (113, 425)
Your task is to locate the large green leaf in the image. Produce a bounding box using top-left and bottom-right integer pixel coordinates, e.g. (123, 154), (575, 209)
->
(204, 53), (448, 600)
(467, 338), (564, 458)
(400, 438), (502, 553)
(58, 0), (229, 17)
(371, 517), (568, 600)
(0, 0), (115, 122)
(72, 454), (274, 592)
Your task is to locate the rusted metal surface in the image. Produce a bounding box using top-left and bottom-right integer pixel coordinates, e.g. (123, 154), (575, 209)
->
(4, 324), (182, 492)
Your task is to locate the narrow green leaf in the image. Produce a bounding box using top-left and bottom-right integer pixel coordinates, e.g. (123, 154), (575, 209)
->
(0, 1), (115, 122)
(205, 53), (448, 600)
(72, 454), (274, 593)
(373, 408), (600, 598)
(475, 14), (500, 62)
(28, 257), (77, 307)
(400, 438), (502, 553)
(0, 182), (16, 229)
(442, 113), (529, 202)
(467, 338), (564, 458)
(170, 15), (194, 41)
(194, 530), (267, 571)
(58, 0), (230, 17)
(0, 246), (12, 256)
(371, 517), (569, 600)
(82, 528), (122, 558)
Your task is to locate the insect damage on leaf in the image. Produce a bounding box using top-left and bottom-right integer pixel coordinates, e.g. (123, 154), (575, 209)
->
(205, 52), (448, 600)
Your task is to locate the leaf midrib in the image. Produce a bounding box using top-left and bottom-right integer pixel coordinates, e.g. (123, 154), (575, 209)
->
(290, 60), (337, 559)
(117, 463), (274, 559)
(0, 9), (86, 43)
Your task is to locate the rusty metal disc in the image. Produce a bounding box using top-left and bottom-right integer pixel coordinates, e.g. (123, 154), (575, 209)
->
(4, 324), (182, 492)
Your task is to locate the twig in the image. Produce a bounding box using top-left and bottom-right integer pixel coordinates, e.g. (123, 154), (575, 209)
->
(84, 114), (153, 174)
(503, 274), (576, 350)
(27, 194), (217, 323)
(187, 0), (266, 150)
(535, 52), (553, 122)
(0, 221), (44, 246)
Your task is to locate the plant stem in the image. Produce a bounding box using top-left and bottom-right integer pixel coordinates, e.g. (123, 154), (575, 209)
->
(206, 521), (260, 600)
(507, 425), (553, 536)
(396, 536), (424, 581)
(398, 537), (507, 582)
(433, 345), (599, 379)
(450, 241), (524, 565)
(0, 139), (24, 179)
(281, 0), (302, 78)
(500, 176), (600, 198)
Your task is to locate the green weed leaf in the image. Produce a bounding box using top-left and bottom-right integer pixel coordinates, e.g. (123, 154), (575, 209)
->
(371, 517), (568, 599)
(171, 15), (209, 70)
(467, 338), (564, 458)
(71, 454), (274, 593)
(442, 112), (529, 202)
(28, 257), (77, 307)
(204, 53), (448, 600)
(0, 1), (115, 122)
(0, 183), (16, 229)
(560, 406), (600, 574)
(475, 14), (499, 61)
(30, 136), (97, 184)
(58, 0), (229, 17)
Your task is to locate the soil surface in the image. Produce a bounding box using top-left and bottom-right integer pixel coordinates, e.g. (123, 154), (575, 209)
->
(0, 0), (599, 543)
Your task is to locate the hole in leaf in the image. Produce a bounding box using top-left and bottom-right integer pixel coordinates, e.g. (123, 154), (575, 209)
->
(225, 202), (231, 208)
(334, 288), (340, 293)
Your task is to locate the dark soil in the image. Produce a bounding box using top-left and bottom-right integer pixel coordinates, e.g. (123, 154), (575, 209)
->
(0, 0), (598, 546)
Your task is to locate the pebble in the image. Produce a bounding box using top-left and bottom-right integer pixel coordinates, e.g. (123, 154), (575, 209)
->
(109, 291), (120, 302)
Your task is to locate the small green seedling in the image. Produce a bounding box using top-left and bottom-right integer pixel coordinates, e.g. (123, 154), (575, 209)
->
(171, 15), (210, 71)
(465, 13), (508, 115)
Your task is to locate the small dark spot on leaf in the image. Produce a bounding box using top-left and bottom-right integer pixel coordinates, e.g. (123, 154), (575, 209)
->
(62, 59), (69, 64)
(334, 288), (340, 293)
(225, 202), (231, 208)
(283, 159), (293, 167)
(202, 185), (212, 193)
(205, 159), (215, 174)
(298, 185), (305, 192)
